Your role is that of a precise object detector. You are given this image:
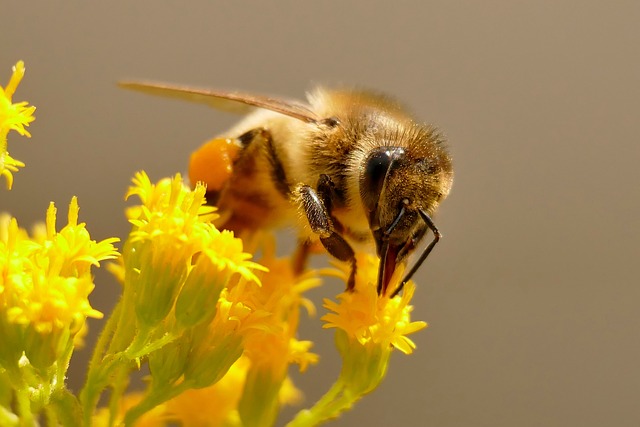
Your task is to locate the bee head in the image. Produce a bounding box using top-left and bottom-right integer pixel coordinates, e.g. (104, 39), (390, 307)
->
(359, 137), (452, 293)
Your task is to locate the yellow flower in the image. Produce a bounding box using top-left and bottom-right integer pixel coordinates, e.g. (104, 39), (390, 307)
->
(124, 172), (219, 327)
(144, 238), (319, 427)
(126, 170), (217, 226)
(288, 253), (427, 426)
(73, 319), (89, 348)
(0, 197), (119, 369)
(174, 233), (265, 329)
(113, 172), (273, 426)
(1, 198), (118, 327)
(165, 357), (250, 427)
(6, 274), (102, 334)
(0, 61), (36, 189)
(0, 61), (34, 136)
(43, 197), (121, 279)
(279, 376), (303, 407)
(125, 358), (302, 427)
(180, 287), (265, 388)
(241, 250), (320, 369)
(123, 171), (264, 330)
(232, 244), (320, 427)
(322, 253), (427, 354)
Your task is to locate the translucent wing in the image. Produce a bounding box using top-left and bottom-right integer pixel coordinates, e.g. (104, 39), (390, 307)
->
(118, 80), (320, 124)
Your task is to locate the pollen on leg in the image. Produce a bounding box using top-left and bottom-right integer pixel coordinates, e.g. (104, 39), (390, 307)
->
(189, 137), (241, 191)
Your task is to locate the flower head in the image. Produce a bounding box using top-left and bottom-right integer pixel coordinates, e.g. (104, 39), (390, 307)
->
(229, 243), (320, 427)
(0, 197), (119, 369)
(123, 171), (265, 330)
(287, 253), (428, 426)
(1, 198), (118, 330)
(0, 61), (36, 189)
(322, 253), (427, 354)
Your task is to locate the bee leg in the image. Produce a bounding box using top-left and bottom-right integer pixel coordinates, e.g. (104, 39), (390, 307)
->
(296, 184), (357, 290)
(390, 209), (441, 298)
(292, 239), (312, 275)
(320, 233), (357, 291)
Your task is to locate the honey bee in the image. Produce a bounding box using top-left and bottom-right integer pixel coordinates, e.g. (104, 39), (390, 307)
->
(119, 81), (453, 296)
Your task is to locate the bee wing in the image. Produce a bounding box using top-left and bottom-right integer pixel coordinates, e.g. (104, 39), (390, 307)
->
(118, 81), (320, 124)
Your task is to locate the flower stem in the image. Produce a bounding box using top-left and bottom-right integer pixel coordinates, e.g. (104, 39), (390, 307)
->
(79, 353), (126, 426)
(123, 381), (189, 426)
(0, 406), (18, 427)
(44, 403), (58, 426)
(107, 363), (131, 426)
(3, 363), (36, 426)
(49, 388), (82, 427)
(286, 381), (356, 427)
(80, 299), (123, 426)
(87, 297), (122, 373)
(14, 388), (34, 427)
(125, 324), (179, 360)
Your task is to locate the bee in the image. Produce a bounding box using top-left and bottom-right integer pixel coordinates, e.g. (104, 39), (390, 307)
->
(119, 81), (453, 296)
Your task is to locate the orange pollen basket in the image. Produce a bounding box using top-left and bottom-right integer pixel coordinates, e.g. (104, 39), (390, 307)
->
(188, 137), (240, 191)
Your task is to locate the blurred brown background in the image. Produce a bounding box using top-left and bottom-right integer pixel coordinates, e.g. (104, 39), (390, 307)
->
(2, 2), (639, 426)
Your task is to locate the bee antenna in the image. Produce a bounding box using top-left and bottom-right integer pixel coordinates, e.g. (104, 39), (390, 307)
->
(390, 209), (441, 298)
(376, 201), (408, 295)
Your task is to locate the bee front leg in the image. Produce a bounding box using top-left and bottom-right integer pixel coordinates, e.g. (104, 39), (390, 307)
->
(296, 183), (357, 290)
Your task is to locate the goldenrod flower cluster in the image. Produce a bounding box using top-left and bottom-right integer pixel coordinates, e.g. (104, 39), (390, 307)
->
(0, 198), (119, 425)
(0, 61), (35, 189)
(1, 60), (428, 427)
(288, 255), (426, 426)
(82, 172), (324, 427)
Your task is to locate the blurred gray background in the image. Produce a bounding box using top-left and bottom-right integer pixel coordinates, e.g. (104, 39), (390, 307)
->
(2, 1), (639, 426)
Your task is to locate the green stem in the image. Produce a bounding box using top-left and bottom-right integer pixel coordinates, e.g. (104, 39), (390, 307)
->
(0, 405), (18, 427)
(124, 323), (153, 357)
(79, 352), (126, 427)
(44, 405), (58, 426)
(87, 297), (123, 375)
(49, 388), (82, 427)
(107, 364), (131, 427)
(56, 339), (75, 392)
(106, 267), (140, 356)
(123, 381), (190, 426)
(14, 388), (34, 427)
(305, 380), (344, 414)
(286, 381), (357, 427)
(313, 391), (358, 422)
(80, 297), (124, 422)
(80, 322), (176, 426)
(3, 363), (36, 426)
(33, 371), (52, 412)
(125, 330), (177, 360)
(80, 295), (135, 426)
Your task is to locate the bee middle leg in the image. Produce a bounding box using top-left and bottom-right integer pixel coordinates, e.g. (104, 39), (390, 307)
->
(296, 180), (356, 290)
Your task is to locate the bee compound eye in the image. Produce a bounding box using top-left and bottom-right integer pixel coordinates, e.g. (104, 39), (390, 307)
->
(360, 147), (405, 213)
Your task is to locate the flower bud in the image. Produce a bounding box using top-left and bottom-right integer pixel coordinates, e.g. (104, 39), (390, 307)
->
(174, 254), (228, 329)
(132, 238), (189, 328)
